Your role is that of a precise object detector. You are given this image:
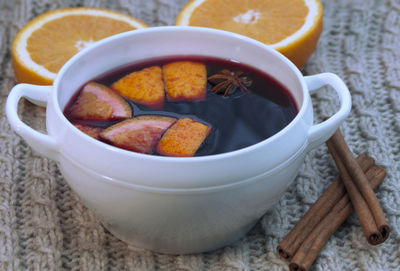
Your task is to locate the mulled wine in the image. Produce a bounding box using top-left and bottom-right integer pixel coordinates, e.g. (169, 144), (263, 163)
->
(64, 56), (298, 157)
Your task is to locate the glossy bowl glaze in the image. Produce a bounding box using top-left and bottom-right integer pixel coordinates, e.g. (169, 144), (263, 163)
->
(6, 26), (351, 254)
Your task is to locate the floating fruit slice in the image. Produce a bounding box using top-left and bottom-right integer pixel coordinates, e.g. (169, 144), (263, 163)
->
(100, 115), (177, 154)
(163, 61), (207, 101)
(73, 123), (103, 139)
(12, 7), (148, 85)
(67, 82), (132, 121)
(175, 0), (323, 68)
(157, 118), (211, 157)
(112, 66), (165, 109)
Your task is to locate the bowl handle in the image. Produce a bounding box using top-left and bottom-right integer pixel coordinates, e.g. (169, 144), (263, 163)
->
(305, 73), (352, 151)
(6, 84), (59, 161)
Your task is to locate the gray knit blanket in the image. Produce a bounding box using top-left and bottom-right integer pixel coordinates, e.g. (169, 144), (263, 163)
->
(1, 0), (399, 270)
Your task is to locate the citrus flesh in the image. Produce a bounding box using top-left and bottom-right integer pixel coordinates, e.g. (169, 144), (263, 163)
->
(175, 0), (323, 68)
(12, 7), (148, 85)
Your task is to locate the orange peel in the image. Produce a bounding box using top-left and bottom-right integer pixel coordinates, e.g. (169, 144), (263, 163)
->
(163, 61), (207, 101)
(12, 7), (148, 85)
(157, 118), (211, 157)
(175, 0), (323, 68)
(112, 66), (165, 109)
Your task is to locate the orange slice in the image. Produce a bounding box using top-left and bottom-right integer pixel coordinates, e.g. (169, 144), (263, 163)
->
(12, 7), (148, 85)
(163, 61), (207, 101)
(112, 66), (165, 109)
(157, 118), (211, 157)
(175, 0), (323, 68)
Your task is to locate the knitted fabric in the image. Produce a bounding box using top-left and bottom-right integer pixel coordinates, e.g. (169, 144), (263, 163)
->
(1, 0), (399, 270)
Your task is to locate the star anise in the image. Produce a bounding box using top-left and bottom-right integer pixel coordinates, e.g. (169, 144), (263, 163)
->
(207, 69), (253, 97)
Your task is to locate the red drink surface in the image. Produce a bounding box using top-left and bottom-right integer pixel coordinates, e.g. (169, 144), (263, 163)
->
(64, 56), (298, 156)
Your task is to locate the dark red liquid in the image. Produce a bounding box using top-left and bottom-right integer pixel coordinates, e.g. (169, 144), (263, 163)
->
(64, 56), (298, 156)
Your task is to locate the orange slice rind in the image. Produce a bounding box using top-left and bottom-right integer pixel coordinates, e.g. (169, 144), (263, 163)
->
(163, 61), (207, 101)
(112, 66), (165, 109)
(157, 118), (211, 157)
(175, 0), (323, 68)
(12, 7), (148, 85)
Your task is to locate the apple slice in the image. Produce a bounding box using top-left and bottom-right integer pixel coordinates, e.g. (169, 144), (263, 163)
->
(68, 82), (132, 121)
(100, 115), (177, 154)
(72, 123), (103, 139)
(157, 118), (211, 157)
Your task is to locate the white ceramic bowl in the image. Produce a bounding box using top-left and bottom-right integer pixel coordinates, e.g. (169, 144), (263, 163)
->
(6, 26), (351, 254)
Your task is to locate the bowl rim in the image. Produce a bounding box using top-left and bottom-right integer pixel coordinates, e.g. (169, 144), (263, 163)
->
(53, 26), (309, 163)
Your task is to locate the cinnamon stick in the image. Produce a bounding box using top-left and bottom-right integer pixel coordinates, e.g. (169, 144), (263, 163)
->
(277, 154), (375, 260)
(326, 129), (390, 244)
(289, 165), (386, 271)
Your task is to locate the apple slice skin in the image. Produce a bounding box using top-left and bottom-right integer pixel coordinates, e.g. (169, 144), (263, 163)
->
(72, 123), (103, 139)
(67, 82), (132, 121)
(66, 73), (212, 156)
(99, 115), (177, 154)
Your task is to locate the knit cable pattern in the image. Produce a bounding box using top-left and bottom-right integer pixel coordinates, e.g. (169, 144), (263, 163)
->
(0, 0), (399, 270)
